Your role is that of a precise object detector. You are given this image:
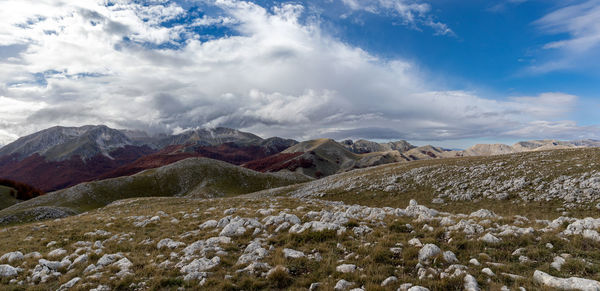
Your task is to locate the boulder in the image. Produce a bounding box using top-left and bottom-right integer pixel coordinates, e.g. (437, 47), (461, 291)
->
(534, 270), (600, 290)
(418, 244), (441, 263)
(0, 251), (23, 264)
(0, 265), (18, 277)
(283, 248), (305, 259)
(336, 264), (357, 273)
(334, 279), (354, 290)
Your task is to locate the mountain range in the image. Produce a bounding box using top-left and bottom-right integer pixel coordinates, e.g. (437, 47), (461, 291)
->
(1, 124), (600, 195)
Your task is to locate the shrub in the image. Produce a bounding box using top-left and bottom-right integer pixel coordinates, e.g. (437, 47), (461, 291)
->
(0, 178), (45, 200)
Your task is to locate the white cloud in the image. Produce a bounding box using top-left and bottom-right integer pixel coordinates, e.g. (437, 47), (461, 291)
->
(532, 0), (600, 72)
(0, 0), (594, 146)
(338, 0), (454, 35)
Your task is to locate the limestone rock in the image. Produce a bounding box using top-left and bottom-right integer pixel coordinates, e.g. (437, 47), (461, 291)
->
(336, 264), (357, 273)
(418, 244), (441, 263)
(533, 270), (600, 290)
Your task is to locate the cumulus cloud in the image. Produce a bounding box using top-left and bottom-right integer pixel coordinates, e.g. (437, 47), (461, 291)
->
(0, 0), (594, 146)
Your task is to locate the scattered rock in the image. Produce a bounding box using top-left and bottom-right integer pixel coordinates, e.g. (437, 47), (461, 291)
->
(336, 264), (357, 273)
(481, 268), (495, 276)
(418, 244), (441, 263)
(551, 256), (566, 271)
(464, 274), (480, 291)
(0, 252), (23, 264)
(334, 279), (354, 290)
(0, 265), (19, 277)
(283, 248), (305, 259)
(479, 233), (501, 244)
(443, 251), (458, 263)
(157, 238), (185, 249)
(57, 277), (80, 290)
(381, 276), (398, 286)
(534, 270), (600, 290)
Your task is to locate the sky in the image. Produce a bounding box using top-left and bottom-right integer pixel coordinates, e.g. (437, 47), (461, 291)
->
(0, 0), (599, 148)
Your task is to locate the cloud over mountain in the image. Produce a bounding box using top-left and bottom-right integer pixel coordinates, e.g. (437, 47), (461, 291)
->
(0, 0), (596, 145)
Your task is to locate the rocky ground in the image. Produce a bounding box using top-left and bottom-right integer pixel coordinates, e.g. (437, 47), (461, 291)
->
(1, 195), (600, 290)
(2, 148), (600, 290)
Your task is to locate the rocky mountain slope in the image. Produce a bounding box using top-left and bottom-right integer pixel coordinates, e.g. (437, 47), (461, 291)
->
(0, 126), (297, 192)
(0, 157), (311, 226)
(462, 139), (600, 157)
(0, 125), (133, 161)
(341, 139), (415, 154)
(244, 139), (460, 178)
(2, 149), (600, 290)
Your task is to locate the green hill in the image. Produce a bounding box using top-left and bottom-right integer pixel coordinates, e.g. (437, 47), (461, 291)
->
(0, 157), (311, 225)
(0, 185), (19, 210)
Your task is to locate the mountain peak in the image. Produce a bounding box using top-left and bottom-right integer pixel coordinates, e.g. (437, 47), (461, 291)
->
(0, 125), (133, 161)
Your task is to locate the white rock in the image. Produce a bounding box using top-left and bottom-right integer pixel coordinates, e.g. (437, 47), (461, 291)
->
(181, 257), (220, 273)
(0, 251), (23, 264)
(381, 276), (398, 286)
(405, 200), (438, 219)
(283, 248), (305, 259)
(157, 238), (185, 249)
(519, 255), (532, 263)
(48, 248), (67, 258)
(275, 222), (291, 232)
(237, 262), (271, 275)
(551, 256), (567, 271)
(39, 259), (62, 270)
(336, 264), (357, 273)
(84, 230), (111, 237)
(512, 248), (526, 256)
(0, 264), (19, 277)
(199, 220), (218, 229)
(90, 285), (110, 291)
(440, 217), (456, 226)
(464, 274), (480, 291)
(469, 258), (481, 266)
(583, 229), (600, 242)
(479, 233), (501, 244)
(237, 240), (268, 265)
(263, 212), (301, 226)
(534, 270), (600, 290)
(309, 282), (321, 291)
(481, 268), (495, 276)
(408, 238), (423, 247)
(407, 286), (430, 291)
(334, 279), (354, 290)
(469, 209), (498, 219)
(114, 258), (133, 270)
(353, 225), (373, 236)
(70, 254), (88, 268)
(443, 251), (458, 263)
(448, 220), (484, 235)
(220, 220), (247, 237)
(418, 244), (441, 263)
(25, 251), (42, 260)
(96, 253), (123, 267)
(224, 208), (237, 215)
(57, 277), (81, 290)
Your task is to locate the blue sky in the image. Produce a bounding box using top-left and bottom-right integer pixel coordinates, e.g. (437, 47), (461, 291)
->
(0, 0), (599, 148)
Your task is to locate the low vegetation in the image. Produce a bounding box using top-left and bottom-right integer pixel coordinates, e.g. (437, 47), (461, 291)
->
(1, 148), (600, 290)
